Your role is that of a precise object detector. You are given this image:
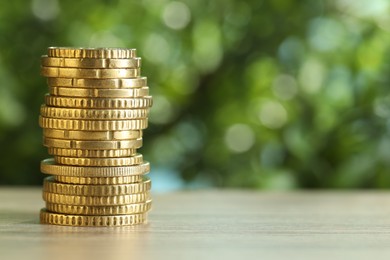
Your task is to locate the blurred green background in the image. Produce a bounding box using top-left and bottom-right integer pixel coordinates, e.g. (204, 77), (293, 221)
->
(1, 0), (390, 190)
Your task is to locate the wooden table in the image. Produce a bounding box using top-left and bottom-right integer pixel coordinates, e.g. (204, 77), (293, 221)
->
(1, 188), (390, 260)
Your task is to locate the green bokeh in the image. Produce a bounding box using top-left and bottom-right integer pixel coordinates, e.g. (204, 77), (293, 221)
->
(1, 0), (390, 189)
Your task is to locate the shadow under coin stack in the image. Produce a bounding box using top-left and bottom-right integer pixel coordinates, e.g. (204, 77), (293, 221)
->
(38, 47), (152, 227)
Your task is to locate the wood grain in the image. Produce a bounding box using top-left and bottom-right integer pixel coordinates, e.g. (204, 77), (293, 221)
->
(1, 188), (390, 260)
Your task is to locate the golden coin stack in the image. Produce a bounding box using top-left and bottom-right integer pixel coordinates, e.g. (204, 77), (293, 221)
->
(38, 47), (152, 227)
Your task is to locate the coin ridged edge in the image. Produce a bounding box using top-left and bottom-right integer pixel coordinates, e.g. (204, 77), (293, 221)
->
(40, 209), (147, 226)
(47, 47), (137, 59)
(47, 147), (137, 158)
(45, 200), (152, 215)
(43, 176), (151, 196)
(39, 116), (148, 131)
(54, 154), (144, 167)
(41, 159), (150, 177)
(54, 175), (144, 185)
(44, 95), (153, 109)
(40, 106), (150, 120)
(42, 191), (150, 205)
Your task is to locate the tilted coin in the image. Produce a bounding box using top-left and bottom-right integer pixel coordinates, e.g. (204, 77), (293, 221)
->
(41, 67), (141, 79)
(39, 116), (148, 131)
(49, 86), (149, 98)
(42, 191), (150, 205)
(45, 200), (152, 215)
(43, 129), (142, 141)
(47, 147), (137, 158)
(43, 137), (143, 150)
(40, 209), (146, 226)
(43, 176), (151, 196)
(44, 94), (153, 109)
(47, 77), (147, 88)
(47, 47), (137, 59)
(41, 56), (141, 69)
(55, 175), (143, 185)
(41, 158), (150, 177)
(54, 155), (145, 167)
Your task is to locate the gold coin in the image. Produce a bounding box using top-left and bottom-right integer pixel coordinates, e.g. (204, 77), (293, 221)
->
(47, 47), (137, 59)
(40, 106), (150, 120)
(41, 67), (141, 79)
(44, 94), (153, 109)
(44, 176), (150, 195)
(47, 77), (147, 88)
(54, 155), (145, 167)
(42, 191), (150, 205)
(47, 147), (136, 157)
(55, 175), (143, 185)
(43, 129), (142, 141)
(43, 137), (143, 150)
(49, 86), (149, 98)
(40, 209), (147, 226)
(39, 116), (148, 131)
(41, 56), (141, 69)
(41, 158), (150, 177)
(45, 200), (152, 215)
(43, 176), (151, 196)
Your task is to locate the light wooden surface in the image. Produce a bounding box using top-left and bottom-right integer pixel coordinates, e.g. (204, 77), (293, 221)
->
(1, 188), (390, 260)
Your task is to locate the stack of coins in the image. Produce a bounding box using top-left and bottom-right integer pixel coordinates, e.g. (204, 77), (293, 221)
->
(38, 47), (152, 227)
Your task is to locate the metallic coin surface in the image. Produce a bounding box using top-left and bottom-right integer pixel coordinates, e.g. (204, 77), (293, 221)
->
(49, 86), (149, 98)
(43, 137), (143, 150)
(40, 47), (153, 227)
(43, 176), (151, 196)
(39, 116), (148, 131)
(44, 95), (153, 109)
(40, 209), (147, 226)
(45, 200), (152, 215)
(41, 56), (141, 69)
(55, 175), (143, 185)
(42, 191), (150, 205)
(47, 147), (137, 157)
(41, 67), (141, 79)
(43, 129), (142, 141)
(41, 106), (149, 120)
(54, 155), (145, 167)
(47, 77), (147, 88)
(47, 47), (137, 59)
(41, 158), (150, 177)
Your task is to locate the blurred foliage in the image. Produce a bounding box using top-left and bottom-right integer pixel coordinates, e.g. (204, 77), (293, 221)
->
(0, 0), (390, 189)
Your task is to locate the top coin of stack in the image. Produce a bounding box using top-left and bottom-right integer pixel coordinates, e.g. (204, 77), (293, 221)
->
(38, 47), (153, 227)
